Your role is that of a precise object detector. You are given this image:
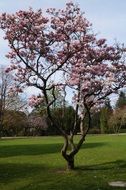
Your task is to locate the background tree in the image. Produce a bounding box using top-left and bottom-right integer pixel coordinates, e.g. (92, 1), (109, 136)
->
(100, 98), (112, 133)
(0, 67), (12, 136)
(108, 108), (126, 133)
(3, 110), (27, 136)
(0, 2), (126, 169)
(0, 67), (27, 136)
(108, 91), (126, 134)
(49, 106), (79, 135)
(90, 111), (100, 134)
(27, 112), (48, 136)
(116, 91), (126, 109)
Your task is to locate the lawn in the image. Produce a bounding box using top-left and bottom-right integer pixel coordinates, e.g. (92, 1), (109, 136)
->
(0, 134), (126, 190)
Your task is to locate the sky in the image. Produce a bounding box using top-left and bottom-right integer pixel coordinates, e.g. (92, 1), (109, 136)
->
(0, 0), (126, 104)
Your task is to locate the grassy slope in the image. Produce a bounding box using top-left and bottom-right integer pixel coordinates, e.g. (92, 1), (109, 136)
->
(0, 135), (126, 190)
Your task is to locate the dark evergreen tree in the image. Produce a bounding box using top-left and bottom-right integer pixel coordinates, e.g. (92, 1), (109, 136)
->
(116, 91), (126, 109)
(100, 98), (113, 133)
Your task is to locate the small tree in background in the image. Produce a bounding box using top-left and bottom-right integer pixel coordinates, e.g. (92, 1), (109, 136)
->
(0, 2), (126, 169)
(109, 91), (126, 133)
(27, 113), (48, 136)
(108, 108), (126, 133)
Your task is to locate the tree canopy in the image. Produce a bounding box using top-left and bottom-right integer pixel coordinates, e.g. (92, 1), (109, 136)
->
(0, 2), (126, 169)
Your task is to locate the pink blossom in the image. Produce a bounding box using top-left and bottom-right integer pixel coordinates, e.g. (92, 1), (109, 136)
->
(29, 95), (43, 107)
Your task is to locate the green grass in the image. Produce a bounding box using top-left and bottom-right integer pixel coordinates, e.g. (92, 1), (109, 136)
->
(0, 134), (126, 190)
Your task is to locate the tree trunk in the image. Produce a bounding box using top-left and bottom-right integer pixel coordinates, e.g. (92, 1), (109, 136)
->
(67, 156), (74, 170)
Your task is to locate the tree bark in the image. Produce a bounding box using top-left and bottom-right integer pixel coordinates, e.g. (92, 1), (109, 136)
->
(67, 156), (74, 170)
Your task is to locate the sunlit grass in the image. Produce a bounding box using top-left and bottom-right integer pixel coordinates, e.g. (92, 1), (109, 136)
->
(0, 134), (126, 190)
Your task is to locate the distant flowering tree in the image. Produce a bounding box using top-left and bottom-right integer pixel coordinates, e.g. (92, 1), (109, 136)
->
(0, 2), (126, 169)
(28, 113), (48, 135)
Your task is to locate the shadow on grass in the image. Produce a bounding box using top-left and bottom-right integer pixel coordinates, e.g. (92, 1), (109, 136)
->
(76, 159), (126, 171)
(0, 143), (62, 158)
(0, 162), (47, 183)
(0, 142), (106, 158)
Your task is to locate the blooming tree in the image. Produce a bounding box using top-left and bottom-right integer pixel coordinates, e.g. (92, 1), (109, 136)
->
(0, 2), (126, 169)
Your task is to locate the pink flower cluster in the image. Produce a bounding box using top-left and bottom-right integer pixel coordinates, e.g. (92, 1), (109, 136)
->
(29, 95), (43, 107)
